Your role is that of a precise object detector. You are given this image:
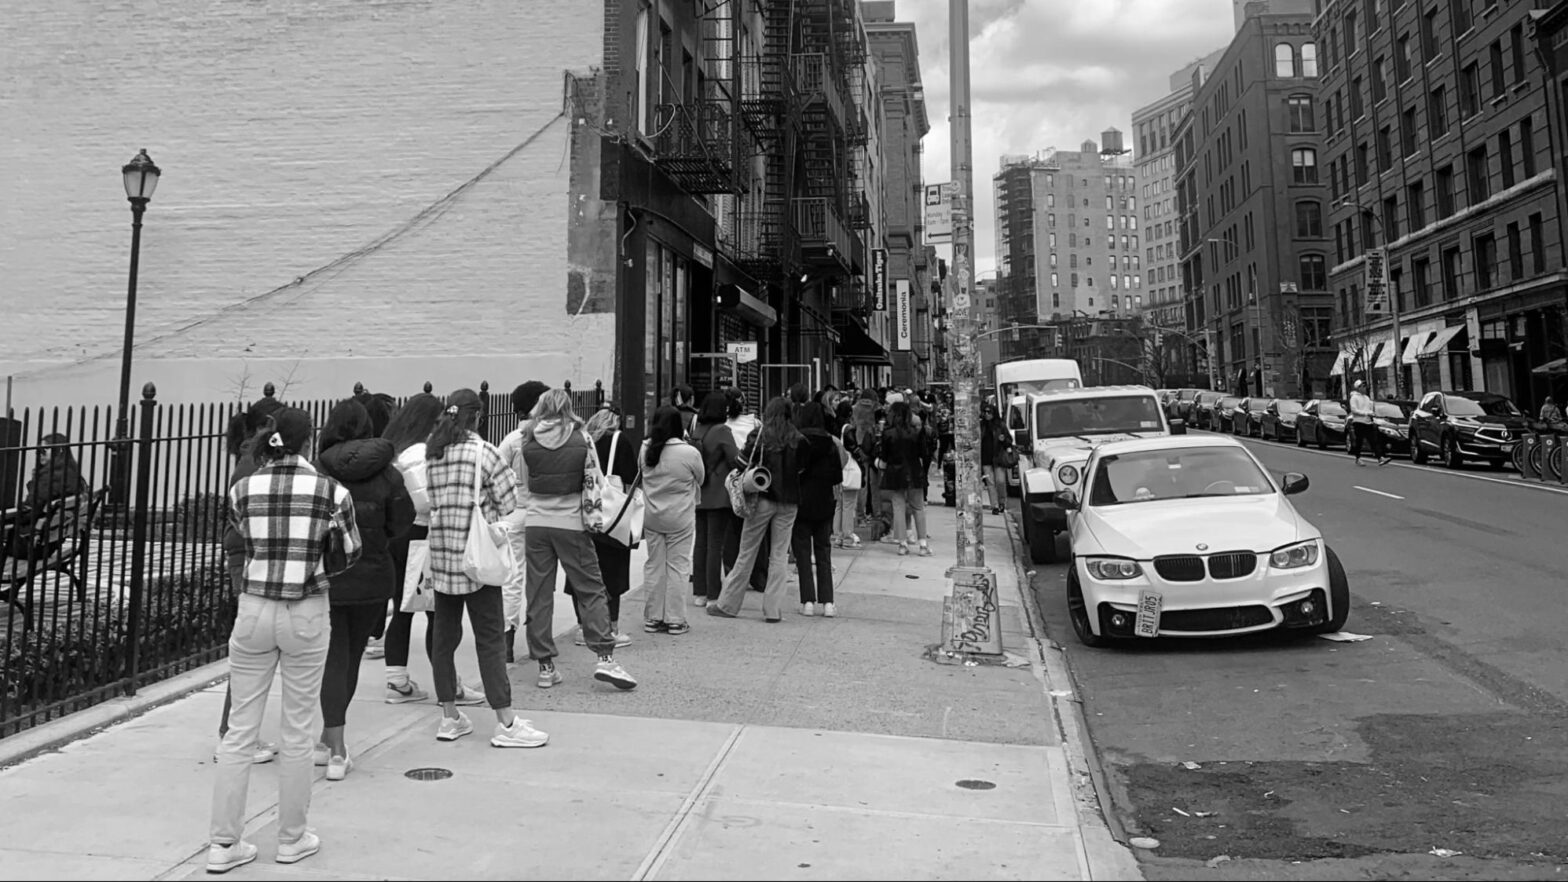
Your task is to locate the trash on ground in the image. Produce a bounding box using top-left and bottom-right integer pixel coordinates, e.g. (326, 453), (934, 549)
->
(1194, 811), (1217, 818)
(1049, 689), (1074, 698)
(1319, 631), (1374, 642)
(1129, 837), (1160, 850)
(1171, 807), (1191, 817)
(1181, 761), (1202, 770)
(1263, 790), (1276, 798)
(1429, 848), (1463, 858)
(1205, 855), (1233, 868)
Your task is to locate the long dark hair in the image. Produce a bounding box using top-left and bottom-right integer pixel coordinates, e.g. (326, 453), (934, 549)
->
(697, 391), (728, 426)
(644, 406), (685, 468)
(426, 388), (483, 460)
(759, 398), (803, 449)
(318, 399), (373, 456)
(887, 400), (915, 434)
(383, 392), (444, 454)
(796, 401), (828, 432)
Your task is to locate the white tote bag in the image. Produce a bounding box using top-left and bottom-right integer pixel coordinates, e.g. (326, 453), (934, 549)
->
(461, 454), (515, 586)
(595, 431), (646, 548)
(400, 538), (434, 613)
(838, 428), (863, 491)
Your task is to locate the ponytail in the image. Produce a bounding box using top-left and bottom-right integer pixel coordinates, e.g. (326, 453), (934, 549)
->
(426, 388), (483, 460)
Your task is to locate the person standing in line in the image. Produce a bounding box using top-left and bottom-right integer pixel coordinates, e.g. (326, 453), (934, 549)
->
(311, 399), (415, 780)
(565, 406), (637, 649)
(1348, 379), (1389, 466)
(980, 402), (1014, 515)
(639, 406), (705, 633)
(792, 402), (843, 617)
(208, 408), (360, 873)
(850, 389), (884, 534)
(423, 389), (550, 748)
(691, 392), (742, 607)
(513, 390), (638, 691)
(497, 380), (551, 661)
(832, 404), (862, 550)
(876, 401), (933, 556)
(672, 384), (700, 437)
(381, 393), (485, 705)
(709, 397), (810, 622)
(721, 388), (766, 591)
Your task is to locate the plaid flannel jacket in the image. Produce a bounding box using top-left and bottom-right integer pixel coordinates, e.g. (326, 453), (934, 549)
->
(425, 435), (518, 595)
(228, 457), (361, 601)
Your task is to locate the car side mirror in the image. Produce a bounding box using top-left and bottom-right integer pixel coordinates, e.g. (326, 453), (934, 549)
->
(1012, 429), (1029, 447)
(1053, 489), (1079, 510)
(1169, 419), (1187, 435)
(1281, 472), (1309, 496)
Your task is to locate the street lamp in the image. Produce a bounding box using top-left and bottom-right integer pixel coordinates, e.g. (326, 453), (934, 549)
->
(113, 148), (161, 503)
(1332, 197), (1402, 399)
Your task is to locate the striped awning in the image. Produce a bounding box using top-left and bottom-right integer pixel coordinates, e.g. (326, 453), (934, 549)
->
(1402, 332), (1433, 365)
(1423, 325), (1465, 356)
(1329, 347), (1352, 376)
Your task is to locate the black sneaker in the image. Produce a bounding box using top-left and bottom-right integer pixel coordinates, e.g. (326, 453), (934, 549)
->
(1377, 455), (1393, 466)
(666, 622), (691, 635)
(643, 620), (667, 633)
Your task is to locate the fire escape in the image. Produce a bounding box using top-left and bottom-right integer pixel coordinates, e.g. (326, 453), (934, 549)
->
(651, 2), (747, 197)
(794, 0), (864, 281)
(733, 0), (800, 286)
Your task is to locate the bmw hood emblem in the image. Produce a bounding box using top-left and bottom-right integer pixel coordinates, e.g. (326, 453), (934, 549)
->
(1196, 543), (1209, 551)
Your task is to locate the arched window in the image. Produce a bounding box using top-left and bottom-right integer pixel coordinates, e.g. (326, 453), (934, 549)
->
(1301, 43), (1318, 78)
(1292, 148), (1318, 184)
(1299, 254), (1327, 290)
(1275, 43), (1296, 77)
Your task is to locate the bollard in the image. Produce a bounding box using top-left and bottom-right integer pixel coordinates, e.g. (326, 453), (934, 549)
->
(1543, 432), (1562, 483)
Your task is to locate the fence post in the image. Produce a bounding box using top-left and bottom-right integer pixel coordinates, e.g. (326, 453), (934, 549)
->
(423, 381), (433, 394)
(594, 379), (604, 410)
(124, 383), (158, 696)
(478, 381), (490, 441)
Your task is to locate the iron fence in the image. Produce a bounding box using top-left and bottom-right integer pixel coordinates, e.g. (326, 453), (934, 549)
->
(0, 376), (604, 739)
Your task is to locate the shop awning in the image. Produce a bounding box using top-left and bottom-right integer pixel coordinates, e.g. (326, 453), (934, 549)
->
(1373, 336), (1399, 368)
(1422, 325), (1466, 357)
(837, 317), (892, 365)
(1329, 348), (1352, 376)
(1402, 332), (1433, 365)
(1533, 357), (1568, 376)
(715, 283), (778, 328)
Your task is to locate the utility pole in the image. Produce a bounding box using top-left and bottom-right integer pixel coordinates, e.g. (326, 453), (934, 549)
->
(940, 0), (1001, 658)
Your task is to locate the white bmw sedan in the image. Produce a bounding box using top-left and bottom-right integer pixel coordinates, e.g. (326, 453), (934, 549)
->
(1055, 435), (1349, 646)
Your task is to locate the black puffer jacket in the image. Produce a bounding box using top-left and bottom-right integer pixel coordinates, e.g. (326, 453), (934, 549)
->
(317, 438), (415, 605)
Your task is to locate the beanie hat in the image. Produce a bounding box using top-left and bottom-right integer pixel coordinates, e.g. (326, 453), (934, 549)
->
(512, 381), (550, 418)
(265, 407), (314, 455)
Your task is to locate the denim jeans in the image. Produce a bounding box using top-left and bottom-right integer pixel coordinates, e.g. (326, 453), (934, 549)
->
(885, 487), (928, 545)
(834, 488), (860, 539)
(693, 508), (738, 600)
(211, 593), (330, 848)
(643, 523), (695, 626)
(713, 498), (798, 620)
(525, 526), (617, 659)
(430, 585), (512, 709)
(792, 516), (834, 604)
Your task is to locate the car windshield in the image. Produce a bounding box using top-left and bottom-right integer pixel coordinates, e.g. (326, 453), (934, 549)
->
(1276, 400), (1304, 414)
(1178, 390), (1197, 401)
(1446, 396), (1520, 417)
(1375, 402), (1409, 419)
(1318, 401), (1347, 417)
(1034, 396), (1165, 439)
(1087, 447), (1274, 505)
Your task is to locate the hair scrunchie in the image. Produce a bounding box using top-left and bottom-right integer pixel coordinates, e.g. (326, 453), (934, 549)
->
(268, 432), (285, 448)
(445, 405), (459, 415)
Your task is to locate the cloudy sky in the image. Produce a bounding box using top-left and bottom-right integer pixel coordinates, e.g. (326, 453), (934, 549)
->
(895, 0), (1237, 275)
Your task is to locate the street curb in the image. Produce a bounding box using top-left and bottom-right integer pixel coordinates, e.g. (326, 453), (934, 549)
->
(1000, 514), (1143, 882)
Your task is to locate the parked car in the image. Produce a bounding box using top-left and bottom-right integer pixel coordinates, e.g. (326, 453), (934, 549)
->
(1214, 396), (1243, 433)
(1259, 399), (1305, 442)
(1368, 400), (1416, 457)
(1408, 391), (1528, 469)
(1192, 391), (1225, 430)
(1169, 389), (1201, 422)
(1244, 399), (1270, 437)
(1231, 398), (1263, 437)
(1055, 434), (1349, 646)
(1295, 399), (1349, 449)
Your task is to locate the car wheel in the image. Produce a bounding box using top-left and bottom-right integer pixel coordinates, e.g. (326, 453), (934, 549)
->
(1311, 546), (1351, 634)
(1066, 569), (1109, 648)
(1410, 432), (1428, 464)
(1029, 517), (1059, 565)
(1442, 435), (1464, 470)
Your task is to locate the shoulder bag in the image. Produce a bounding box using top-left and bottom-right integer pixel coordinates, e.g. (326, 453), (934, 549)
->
(839, 427), (863, 491)
(461, 450), (516, 586)
(593, 431), (645, 548)
(725, 438), (764, 518)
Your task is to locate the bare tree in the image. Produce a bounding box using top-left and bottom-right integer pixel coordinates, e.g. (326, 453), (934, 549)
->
(273, 359), (306, 400)
(225, 362), (255, 404)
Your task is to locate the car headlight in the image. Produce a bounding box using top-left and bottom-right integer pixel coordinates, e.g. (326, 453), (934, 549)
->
(1269, 540), (1320, 569)
(1378, 425), (1401, 436)
(1085, 557), (1143, 580)
(1057, 464), (1080, 486)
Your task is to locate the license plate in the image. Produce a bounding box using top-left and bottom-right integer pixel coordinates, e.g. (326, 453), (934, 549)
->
(1503, 443), (1517, 454)
(1134, 590), (1162, 638)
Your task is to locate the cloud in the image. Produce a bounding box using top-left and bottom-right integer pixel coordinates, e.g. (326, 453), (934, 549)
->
(891, 0), (1235, 274)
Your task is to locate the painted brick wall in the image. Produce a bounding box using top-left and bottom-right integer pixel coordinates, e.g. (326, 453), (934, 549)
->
(0, 0), (612, 407)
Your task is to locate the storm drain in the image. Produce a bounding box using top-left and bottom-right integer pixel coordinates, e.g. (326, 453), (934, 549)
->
(955, 779), (996, 790)
(404, 767), (453, 781)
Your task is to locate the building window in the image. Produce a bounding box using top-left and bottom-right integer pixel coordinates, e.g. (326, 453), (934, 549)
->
(1421, 8), (1437, 59)
(1372, 56), (1388, 103)
(1107, 215), (1115, 230)
(1436, 165), (1456, 218)
(1396, 33), (1413, 82)
(1302, 42), (1318, 77)
(1295, 201), (1323, 238)
(1441, 246), (1462, 300)
(1506, 222), (1523, 280)
(1300, 254), (1327, 290)
(1450, 0), (1471, 35)
(1275, 43), (1295, 77)
(1048, 213), (1056, 227)
(1377, 127), (1393, 171)
(1520, 115), (1536, 177)
(1047, 193), (1055, 207)
(1467, 146), (1489, 203)
(1401, 107), (1419, 157)
(1111, 274), (1119, 290)
(1407, 180), (1426, 230)
(1530, 213), (1546, 273)
(1071, 273), (1079, 287)
(1292, 148), (1318, 184)
(1287, 96), (1314, 132)
(1498, 129), (1514, 190)
(1303, 307), (1333, 348)
(1051, 272), (1059, 288)
(1361, 211), (1377, 251)
(1050, 252), (1059, 268)
(1355, 142), (1370, 185)
(1049, 232), (1056, 248)
(1429, 85), (1448, 133)
(1474, 233), (1497, 290)
(1383, 195), (1400, 240)
(1351, 76), (1365, 118)
(1346, 10), (1359, 50)
(1053, 292), (1061, 308)
(1460, 62), (1480, 117)
(1412, 256), (1432, 307)
(1490, 40), (1506, 100)
(1511, 23), (1527, 84)
(1070, 253), (1078, 268)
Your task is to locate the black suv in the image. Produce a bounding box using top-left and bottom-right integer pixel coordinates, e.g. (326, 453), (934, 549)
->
(1409, 391), (1528, 469)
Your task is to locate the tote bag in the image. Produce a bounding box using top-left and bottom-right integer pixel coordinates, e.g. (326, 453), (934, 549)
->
(839, 428), (863, 491)
(594, 431), (646, 548)
(724, 439), (764, 518)
(461, 455), (515, 586)
(400, 539), (434, 613)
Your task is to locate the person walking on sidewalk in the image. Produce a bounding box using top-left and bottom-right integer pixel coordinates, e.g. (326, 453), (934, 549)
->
(424, 389), (550, 748)
(691, 392), (742, 608)
(312, 399), (415, 781)
(1348, 380), (1389, 466)
(514, 390), (639, 691)
(876, 401), (933, 556)
(639, 406), (705, 634)
(497, 380), (551, 660)
(565, 406), (638, 649)
(710, 397), (811, 622)
(208, 407), (360, 874)
(792, 402), (843, 617)
(980, 402), (1015, 515)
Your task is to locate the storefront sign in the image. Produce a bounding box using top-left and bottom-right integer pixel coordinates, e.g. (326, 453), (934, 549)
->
(894, 280), (912, 351)
(871, 248), (888, 311)
(1364, 248), (1388, 314)
(726, 341), (758, 364)
(692, 243), (714, 269)
(924, 184), (953, 245)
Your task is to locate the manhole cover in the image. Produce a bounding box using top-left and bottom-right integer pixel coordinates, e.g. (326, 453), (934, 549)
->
(405, 767), (453, 781)
(955, 779), (996, 790)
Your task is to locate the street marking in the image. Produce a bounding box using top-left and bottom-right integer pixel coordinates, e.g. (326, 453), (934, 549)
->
(1354, 485), (1405, 500)
(1229, 435), (1568, 497)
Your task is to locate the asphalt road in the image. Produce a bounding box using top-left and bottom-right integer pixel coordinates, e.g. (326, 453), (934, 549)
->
(1027, 432), (1568, 880)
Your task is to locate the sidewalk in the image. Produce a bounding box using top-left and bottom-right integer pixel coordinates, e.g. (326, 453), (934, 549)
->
(0, 505), (1138, 881)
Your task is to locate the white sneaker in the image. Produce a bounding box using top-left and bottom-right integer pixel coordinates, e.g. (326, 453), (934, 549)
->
(213, 741), (276, 765)
(574, 628), (634, 648)
(800, 602), (815, 616)
(205, 840), (257, 874)
(593, 658), (638, 690)
(275, 831), (320, 865)
(452, 682), (487, 707)
(691, 596), (709, 608)
(436, 712), (474, 741)
(822, 602), (837, 618)
(325, 753), (352, 781)
(312, 743), (330, 767)
(384, 679), (429, 704)
(362, 637), (385, 660)
(491, 717), (550, 748)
